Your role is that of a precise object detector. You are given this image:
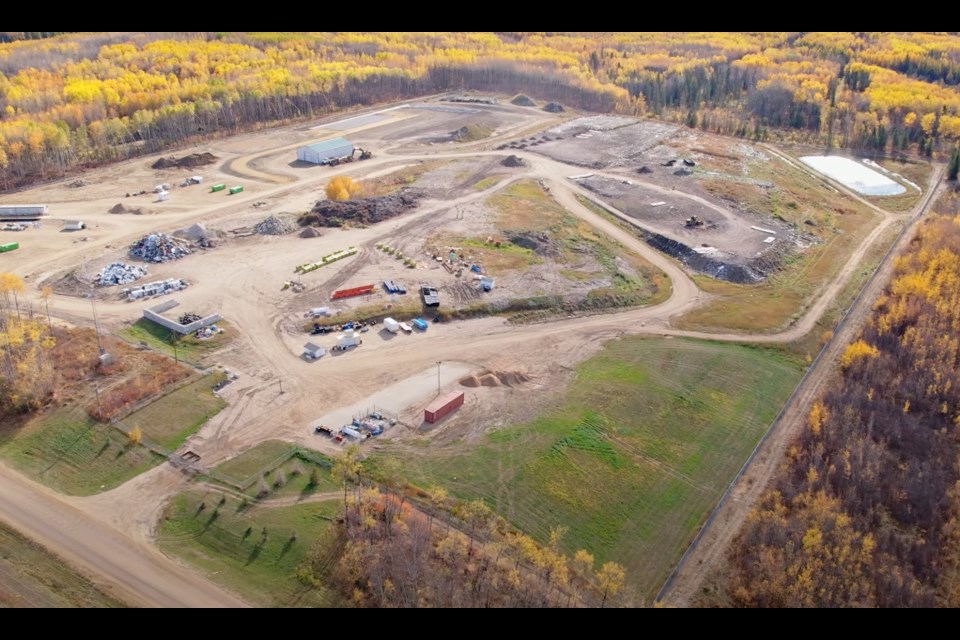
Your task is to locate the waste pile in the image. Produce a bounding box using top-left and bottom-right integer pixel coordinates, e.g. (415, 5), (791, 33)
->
(179, 312), (202, 325)
(255, 215), (296, 235)
(125, 278), (188, 301)
(95, 262), (148, 286)
(129, 233), (193, 262)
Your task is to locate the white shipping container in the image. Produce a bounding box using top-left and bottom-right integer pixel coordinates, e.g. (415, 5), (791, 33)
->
(383, 318), (400, 333)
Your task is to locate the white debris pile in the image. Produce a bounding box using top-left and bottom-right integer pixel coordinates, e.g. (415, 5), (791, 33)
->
(129, 233), (193, 262)
(95, 262), (148, 286)
(124, 278), (188, 301)
(254, 215), (296, 235)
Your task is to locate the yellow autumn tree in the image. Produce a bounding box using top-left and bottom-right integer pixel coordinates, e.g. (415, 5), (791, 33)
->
(325, 175), (362, 201)
(839, 339), (879, 370)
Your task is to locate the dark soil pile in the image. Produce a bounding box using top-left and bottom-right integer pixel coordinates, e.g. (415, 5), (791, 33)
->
(299, 189), (424, 228)
(501, 155), (527, 167)
(511, 94), (536, 106)
(299, 227), (322, 238)
(636, 166), (653, 174)
(543, 102), (565, 113)
(151, 153), (218, 170)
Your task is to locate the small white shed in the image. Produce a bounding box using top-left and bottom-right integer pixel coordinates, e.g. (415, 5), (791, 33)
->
(63, 220), (86, 231)
(303, 342), (326, 360)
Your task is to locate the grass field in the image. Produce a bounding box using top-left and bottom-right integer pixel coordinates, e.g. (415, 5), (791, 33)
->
(157, 489), (344, 607)
(123, 373), (226, 450)
(0, 522), (129, 608)
(211, 440), (337, 499)
(0, 406), (163, 496)
(368, 336), (803, 604)
(120, 319), (234, 367)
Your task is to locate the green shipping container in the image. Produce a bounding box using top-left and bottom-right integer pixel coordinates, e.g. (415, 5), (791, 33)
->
(228, 186), (244, 194)
(0, 242), (19, 252)
(210, 183), (226, 192)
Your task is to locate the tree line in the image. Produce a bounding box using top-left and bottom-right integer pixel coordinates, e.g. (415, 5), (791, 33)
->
(2, 32), (960, 191)
(723, 192), (960, 607)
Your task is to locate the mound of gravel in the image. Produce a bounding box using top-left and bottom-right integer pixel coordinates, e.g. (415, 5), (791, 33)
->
(299, 227), (322, 238)
(511, 94), (536, 107)
(501, 155), (527, 168)
(109, 203), (148, 215)
(636, 166), (653, 174)
(543, 102), (565, 113)
(254, 215), (296, 235)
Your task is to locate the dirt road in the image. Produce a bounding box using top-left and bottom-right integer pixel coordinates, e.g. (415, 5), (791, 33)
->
(0, 463), (248, 608)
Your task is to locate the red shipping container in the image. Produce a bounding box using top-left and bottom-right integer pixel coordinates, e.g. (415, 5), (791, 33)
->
(424, 391), (464, 423)
(331, 284), (375, 300)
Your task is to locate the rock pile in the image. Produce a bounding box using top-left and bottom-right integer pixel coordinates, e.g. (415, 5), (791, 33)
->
(179, 312), (202, 325)
(501, 155), (527, 167)
(254, 215), (296, 235)
(510, 94), (536, 106)
(129, 233), (193, 262)
(543, 102), (565, 113)
(68, 178), (89, 188)
(95, 262), (148, 286)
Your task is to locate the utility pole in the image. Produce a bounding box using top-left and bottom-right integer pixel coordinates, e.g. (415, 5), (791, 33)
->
(170, 331), (178, 364)
(90, 295), (104, 356)
(437, 361), (441, 394)
(278, 378), (284, 394)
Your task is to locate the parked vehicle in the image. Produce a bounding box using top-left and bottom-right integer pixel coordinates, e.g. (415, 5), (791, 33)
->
(334, 331), (362, 350)
(383, 318), (400, 333)
(412, 317), (428, 331)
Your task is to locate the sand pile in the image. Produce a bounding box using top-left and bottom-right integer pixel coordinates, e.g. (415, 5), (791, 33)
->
(460, 370), (532, 388)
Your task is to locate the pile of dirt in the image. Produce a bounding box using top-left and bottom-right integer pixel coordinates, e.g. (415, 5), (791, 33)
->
(636, 166), (653, 174)
(299, 227), (322, 238)
(299, 188), (423, 228)
(673, 167), (693, 177)
(151, 153), (218, 170)
(109, 203), (147, 215)
(68, 178), (89, 188)
(451, 123), (493, 142)
(511, 94), (536, 107)
(501, 155), (527, 168)
(254, 215), (296, 235)
(543, 102), (565, 113)
(173, 223), (212, 244)
(509, 231), (561, 258)
(460, 370), (531, 388)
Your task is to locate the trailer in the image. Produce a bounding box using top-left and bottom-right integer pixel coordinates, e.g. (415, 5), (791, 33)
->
(424, 391), (465, 424)
(398, 322), (413, 334)
(420, 285), (440, 307)
(62, 220), (86, 231)
(0, 242), (19, 253)
(0, 204), (48, 220)
(341, 426), (363, 440)
(228, 185), (244, 195)
(383, 317), (400, 333)
(210, 183), (226, 192)
(310, 307), (332, 318)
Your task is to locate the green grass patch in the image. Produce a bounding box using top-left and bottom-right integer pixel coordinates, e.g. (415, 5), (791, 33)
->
(214, 440), (298, 481)
(157, 489), (344, 607)
(470, 176), (501, 191)
(124, 372), (226, 450)
(455, 123), (494, 142)
(120, 319), (234, 367)
(0, 406), (164, 496)
(212, 441), (338, 499)
(369, 336), (803, 603)
(0, 522), (129, 607)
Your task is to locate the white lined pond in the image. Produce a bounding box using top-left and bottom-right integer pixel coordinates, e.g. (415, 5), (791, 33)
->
(800, 155), (906, 196)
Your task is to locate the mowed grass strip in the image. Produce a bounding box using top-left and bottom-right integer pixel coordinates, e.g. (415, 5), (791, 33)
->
(0, 406), (163, 496)
(212, 440), (338, 499)
(157, 489), (344, 607)
(371, 336), (802, 603)
(123, 372), (226, 450)
(0, 522), (129, 608)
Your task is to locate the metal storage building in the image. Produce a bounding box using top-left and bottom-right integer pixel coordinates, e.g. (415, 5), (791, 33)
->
(297, 137), (354, 165)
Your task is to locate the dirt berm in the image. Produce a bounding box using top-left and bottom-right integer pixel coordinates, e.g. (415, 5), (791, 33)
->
(299, 189), (423, 228)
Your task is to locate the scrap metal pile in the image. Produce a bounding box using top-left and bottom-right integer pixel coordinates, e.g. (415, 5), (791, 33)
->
(95, 262), (148, 286)
(129, 233), (193, 262)
(178, 312), (202, 325)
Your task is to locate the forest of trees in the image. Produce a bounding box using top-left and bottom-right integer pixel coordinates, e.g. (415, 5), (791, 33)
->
(294, 447), (628, 607)
(1, 32), (960, 191)
(724, 191), (960, 607)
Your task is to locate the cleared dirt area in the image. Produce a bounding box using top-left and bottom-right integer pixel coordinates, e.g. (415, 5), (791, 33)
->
(1, 93), (940, 607)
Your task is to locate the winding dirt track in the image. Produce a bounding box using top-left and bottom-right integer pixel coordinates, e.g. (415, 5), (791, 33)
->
(0, 101), (946, 607)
